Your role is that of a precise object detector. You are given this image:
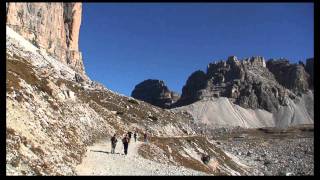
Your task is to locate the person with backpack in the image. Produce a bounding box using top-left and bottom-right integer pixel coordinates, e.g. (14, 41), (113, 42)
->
(110, 134), (118, 154)
(144, 132), (148, 144)
(134, 131), (137, 142)
(128, 131), (132, 143)
(122, 134), (130, 155)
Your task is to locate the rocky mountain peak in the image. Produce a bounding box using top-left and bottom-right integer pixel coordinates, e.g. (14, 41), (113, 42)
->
(131, 55), (313, 114)
(173, 56), (313, 112)
(131, 79), (180, 108)
(226, 56), (240, 66)
(245, 56), (266, 67)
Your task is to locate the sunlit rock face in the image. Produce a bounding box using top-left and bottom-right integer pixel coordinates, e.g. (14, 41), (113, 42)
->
(174, 56), (313, 113)
(6, 3), (85, 74)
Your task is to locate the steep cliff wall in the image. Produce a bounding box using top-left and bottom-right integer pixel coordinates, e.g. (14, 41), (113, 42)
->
(6, 3), (85, 74)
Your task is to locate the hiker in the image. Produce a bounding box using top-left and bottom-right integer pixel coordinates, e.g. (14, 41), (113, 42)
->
(134, 131), (137, 142)
(127, 131), (132, 143)
(144, 132), (148, 143)
(122, 134), (130, 155)
(110, 134), (117, 154)
(128, 131), (132, 139)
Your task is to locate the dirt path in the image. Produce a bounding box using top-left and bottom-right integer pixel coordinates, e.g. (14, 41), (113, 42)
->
(75, 138), (207, 175)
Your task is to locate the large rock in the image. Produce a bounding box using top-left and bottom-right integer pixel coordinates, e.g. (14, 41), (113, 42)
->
(6, 3), (84, 74)
(131, 79), (180, 108)
(266, 59), (310, 93)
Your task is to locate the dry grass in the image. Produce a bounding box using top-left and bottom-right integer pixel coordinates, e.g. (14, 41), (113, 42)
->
(7, 54), (55, 107)
(7, 54), (39, 88)
(138, 136), (247, 175)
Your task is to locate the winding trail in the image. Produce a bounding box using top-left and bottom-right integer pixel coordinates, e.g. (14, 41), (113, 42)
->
(75, 138), (207, 175)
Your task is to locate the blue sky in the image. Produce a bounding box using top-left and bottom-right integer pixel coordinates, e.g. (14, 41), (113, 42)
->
(79, 3), (314, 96)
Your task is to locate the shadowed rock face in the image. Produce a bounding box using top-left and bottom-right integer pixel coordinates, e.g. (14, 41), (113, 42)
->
(174, 70), (209, 106)
(131, 79), (180, 108)
(6, 3), (84, 74)
(266, 59), (310, 93)
(305, 58), (314, 89)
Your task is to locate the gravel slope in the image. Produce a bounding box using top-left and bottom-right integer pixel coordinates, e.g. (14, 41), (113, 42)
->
(75, 138), (207, 175)
(174, 97), (313, 129)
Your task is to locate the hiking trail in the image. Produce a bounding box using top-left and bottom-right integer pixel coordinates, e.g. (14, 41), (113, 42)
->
(75, 138), (207, 175)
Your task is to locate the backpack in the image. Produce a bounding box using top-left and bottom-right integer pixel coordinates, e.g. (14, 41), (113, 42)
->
(111, 137), (117, 144)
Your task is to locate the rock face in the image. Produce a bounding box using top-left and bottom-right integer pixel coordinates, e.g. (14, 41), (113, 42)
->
(266, 59), (310, 93)
(132, 56), (313, 127)
(176, 70), (209, 105)
(131, 79), (180, 108)
(6, 3), (85, 75)
(134, 56), (314, 113)
(305, 58), (314, 89)
(174, 56), (292, 112)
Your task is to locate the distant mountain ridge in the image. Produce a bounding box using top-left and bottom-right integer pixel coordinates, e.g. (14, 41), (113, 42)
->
(132, 56), (314, 128)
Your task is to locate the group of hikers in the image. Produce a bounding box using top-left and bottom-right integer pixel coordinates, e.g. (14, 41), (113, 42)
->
(110, 131), (149, 155)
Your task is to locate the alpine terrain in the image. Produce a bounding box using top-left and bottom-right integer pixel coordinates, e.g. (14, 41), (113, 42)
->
(6, 3), (313, 176)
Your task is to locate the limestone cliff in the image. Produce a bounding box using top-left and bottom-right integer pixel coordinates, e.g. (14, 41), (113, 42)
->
(6, 3), (85, 74)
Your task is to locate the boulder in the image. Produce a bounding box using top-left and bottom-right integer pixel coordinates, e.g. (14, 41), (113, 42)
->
(201, 154), (211, 164)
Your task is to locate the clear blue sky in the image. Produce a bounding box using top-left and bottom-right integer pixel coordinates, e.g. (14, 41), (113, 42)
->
(79, 3), (314, 96)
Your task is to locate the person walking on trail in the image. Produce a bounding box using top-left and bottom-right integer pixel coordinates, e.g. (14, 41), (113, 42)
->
(134, 131), (137, 142)
(128, 131), (132, 139)
(110, 134), (117, 154)
(122, 134), (130, 155)
(127, 131), (132, 143)
(144, 132), (148, 144)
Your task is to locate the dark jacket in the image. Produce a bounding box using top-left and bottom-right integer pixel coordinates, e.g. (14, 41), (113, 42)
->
(128, 132), (132, 138)
(111, 136), (117, 146)
(122, 137), (129, 146)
